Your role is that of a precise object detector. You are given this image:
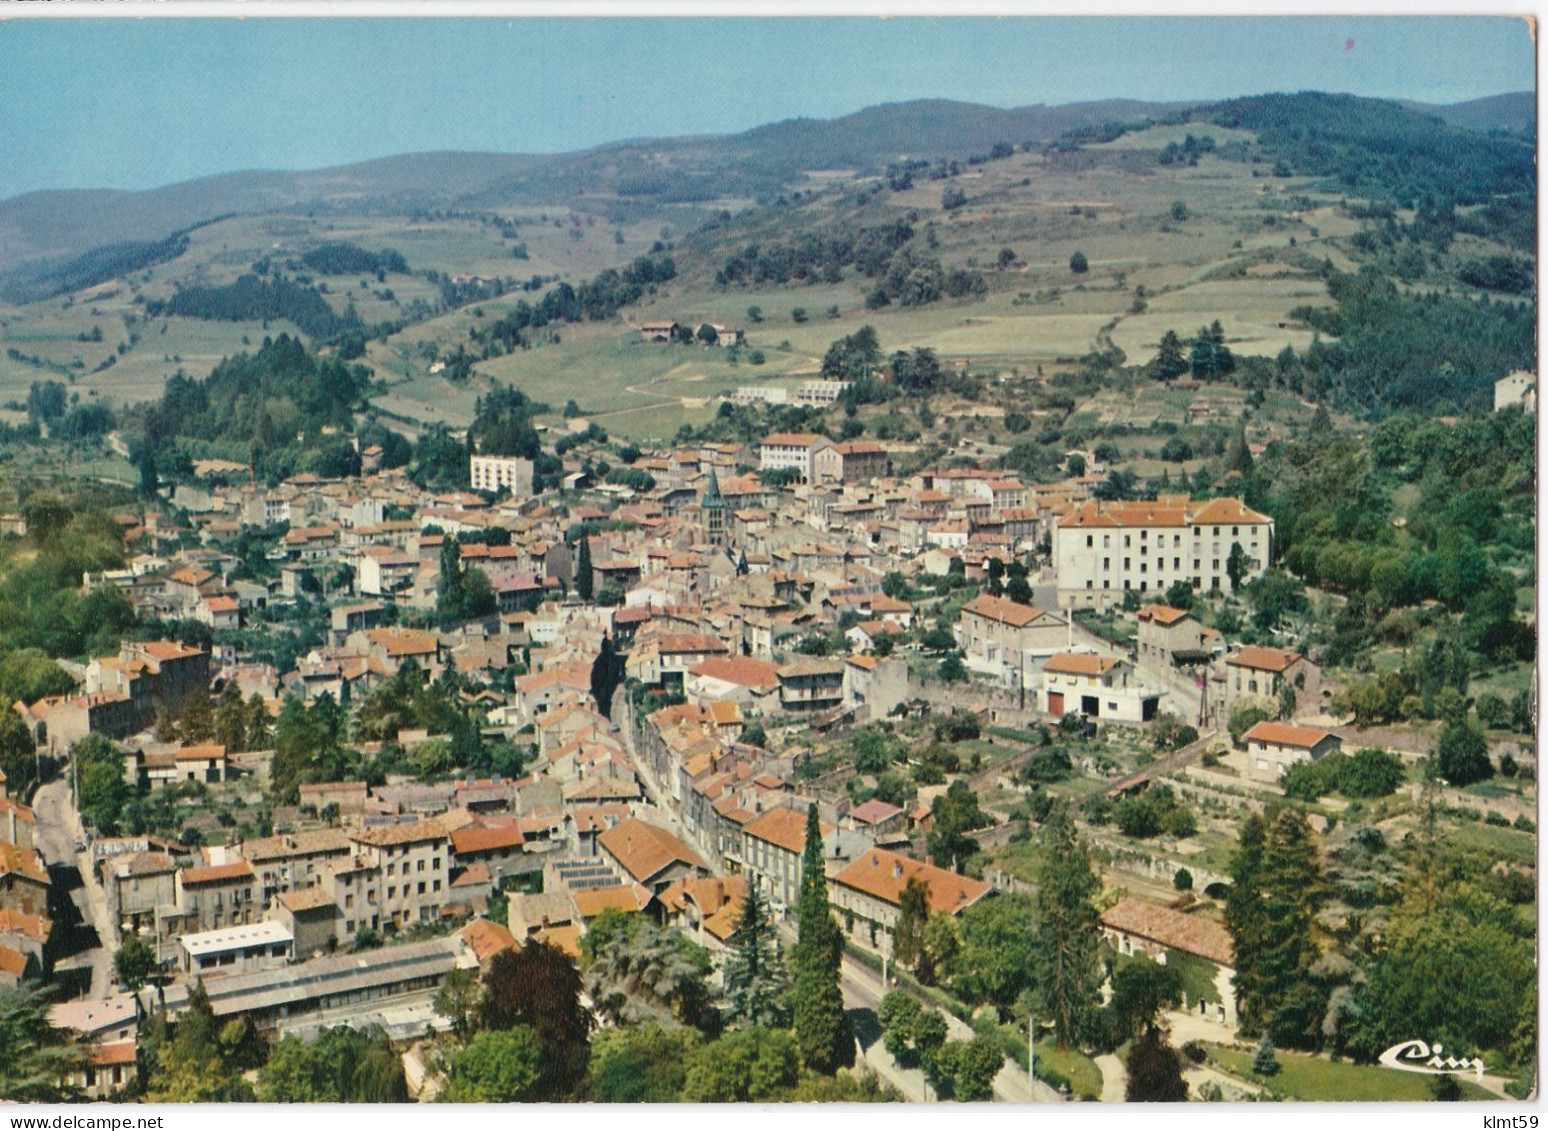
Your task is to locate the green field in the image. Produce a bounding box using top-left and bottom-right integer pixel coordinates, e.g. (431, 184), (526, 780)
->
(1211, 1046), (1499, 1102)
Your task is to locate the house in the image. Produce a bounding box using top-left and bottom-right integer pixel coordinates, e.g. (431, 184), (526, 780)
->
(847, 798), (905, 839)
(776, 658), (846, 713)
(956, 594), (1069, 688)
(346, 820), (453, 932)
(270, 887), (344, 958)
(758, 433), (828, 484)
(596, 818), (708, 894)
(639, 321), (680, 343)
(1054, 496), (1273, 610)
(740, 806), (833, 913)
(449, 817), (528, 884)
(103, 850), (178, 937)
(813, 441), (888, 484)
(684, 655), (782, 710)
(50, 996), (140, 1099)
(841, 653), (910, 719)
(1224, 646), (1305, 707)
(1494, 370), (1536, 413)
(1099, 896), (1236, 1024)
(0, 843), (50, 918)
(1041, 652), (1162, 723)
(1240, 721), (1342, 782)
(175, 860), (259, 933)
(829, 848), (992, 956)
(1135, 604), (1216, 667)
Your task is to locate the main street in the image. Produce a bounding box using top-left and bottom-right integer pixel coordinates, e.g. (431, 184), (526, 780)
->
(32, 774), (117, 999)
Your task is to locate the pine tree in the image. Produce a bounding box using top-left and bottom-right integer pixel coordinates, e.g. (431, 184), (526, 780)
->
(575, 536), (594, 601)
(1033, 802), (1103, 1048)
(722, 876), (790, 1028)
(1252, 1032), (1280, 1076)
(791, 805), (849, 1073)
(1154, 329), (1188, 381)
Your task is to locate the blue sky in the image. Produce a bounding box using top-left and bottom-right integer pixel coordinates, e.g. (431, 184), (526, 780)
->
(0, 15), (1534, 200)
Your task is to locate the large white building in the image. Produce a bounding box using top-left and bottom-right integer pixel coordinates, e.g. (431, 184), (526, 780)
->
(758, 432), (828, 483)
(469, 454), (534, 497)
(1054, 495), (1273, 610)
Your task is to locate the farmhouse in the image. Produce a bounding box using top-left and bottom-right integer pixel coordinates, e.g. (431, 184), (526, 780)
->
(1240, 721), (1342, 782)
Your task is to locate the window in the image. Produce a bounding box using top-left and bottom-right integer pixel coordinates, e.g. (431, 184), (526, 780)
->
(1213, 526), (1220, 535)
(386, 864), (395, 877)
(1124, 535), (1132, 548)
(433, 880), (441, 892)
(1086, 535), (1093, 547)
(417, 859), (425, 873)
(1103, 557), (1110, 569)
(388, 886), (396, 899)
(418, 882), (426, 895)
(1103, 535), (1110, 548)
(1124, 558), (1131, 570)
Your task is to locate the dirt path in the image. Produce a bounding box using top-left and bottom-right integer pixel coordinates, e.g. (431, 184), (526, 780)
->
(1095, 1052), (1126, 1102)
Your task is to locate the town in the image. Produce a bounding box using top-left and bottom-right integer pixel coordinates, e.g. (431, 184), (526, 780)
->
(0, 19), (1535, 1106)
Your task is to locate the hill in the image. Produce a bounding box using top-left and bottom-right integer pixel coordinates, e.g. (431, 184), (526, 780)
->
(8, 92), (1522, 268)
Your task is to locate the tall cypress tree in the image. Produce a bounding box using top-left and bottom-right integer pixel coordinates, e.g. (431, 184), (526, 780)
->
(791, 804), (849, 1073)
(575, 536), (594, 601)
(1033, 801), (1103, 1049)
(722, 876), (790, 1028)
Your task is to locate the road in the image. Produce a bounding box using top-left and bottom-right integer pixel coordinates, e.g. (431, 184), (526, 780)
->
(834, 947), (1063, 1103)
(33, 775), (117, 999)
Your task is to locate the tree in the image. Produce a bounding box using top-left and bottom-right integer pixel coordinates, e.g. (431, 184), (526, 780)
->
(1227, 809), (1324, 1047)
(114, 934), (157, 991)
(1125, 1029), (1188, 1101)
(584, 918), (714, 1031)
(1173, 867), (1193, 892)
(437, 539), (465, 624)
(1069, 251), (1089, 274)
(479, 941), (594, 1099)
(985, 556), (1005, 597)
(144, 983), (255, 1101)
(258, 1026), (407, 1102)
(588, 1023), (701, 1102)
(722, 876), (790, 1028)
(444, 1027), (544, 1102)
(893, 876), (932, 980)
(1251, 1032), (1280, 1076)
(933, 1034), (1002, 1101)
(791, 805), (850, 1074)
(178, 690), (215, 743)
(680, 1026), (800, 1102)
(938, 893), (1036, 1011)
(1034, 803), (1102, 1048)
(434, 965), (482, 1040)
(0, 985), (86, 1102)
(572, 535), (594, 602)
(696, 323), (719, 345)
(1435, 720), (1492, 787)
(1005, 572), (1033, 605)
(1226, 542), (1251, 591)
(1106, 956), (1181, 1046)
(937, 653), (967, 683)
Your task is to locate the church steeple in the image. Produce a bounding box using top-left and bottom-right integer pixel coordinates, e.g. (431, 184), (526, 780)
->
(702, 467), (729, 547)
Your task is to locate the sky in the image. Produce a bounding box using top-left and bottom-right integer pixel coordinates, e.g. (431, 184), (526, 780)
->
(0, 14), (1535, 201)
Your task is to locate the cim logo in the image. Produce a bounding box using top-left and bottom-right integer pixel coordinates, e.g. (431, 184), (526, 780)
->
(1378, 1039), (1486, 1083)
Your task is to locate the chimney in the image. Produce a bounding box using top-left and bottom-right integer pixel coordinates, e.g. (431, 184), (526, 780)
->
(892, 859), (902, 880)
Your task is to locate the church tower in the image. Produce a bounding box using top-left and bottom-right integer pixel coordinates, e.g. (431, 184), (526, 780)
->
(702, 466), (729, 547)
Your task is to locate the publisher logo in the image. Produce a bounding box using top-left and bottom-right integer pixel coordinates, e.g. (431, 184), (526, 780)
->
(1378, 1038), (1485, 1083)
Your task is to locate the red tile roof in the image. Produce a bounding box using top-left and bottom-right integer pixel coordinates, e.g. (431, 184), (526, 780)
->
(832, 849), (991, 914)
(1100, 896), (1234, 966)
(597, 818), (705, 884)
(1242, 721), (1338, 749)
